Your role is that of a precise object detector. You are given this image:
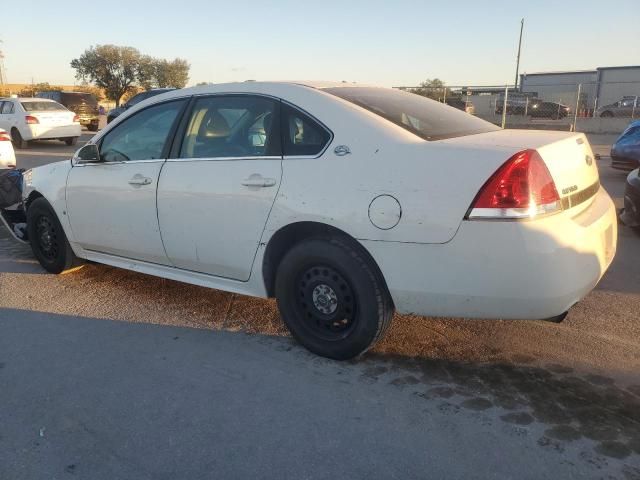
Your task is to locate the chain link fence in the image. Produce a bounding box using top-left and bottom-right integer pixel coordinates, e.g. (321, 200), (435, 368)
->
(396, 81), (639, 134)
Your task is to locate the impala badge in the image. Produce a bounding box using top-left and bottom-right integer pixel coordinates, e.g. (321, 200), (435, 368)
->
(585, 155), (593, 166)
(334, 145), (351, 156)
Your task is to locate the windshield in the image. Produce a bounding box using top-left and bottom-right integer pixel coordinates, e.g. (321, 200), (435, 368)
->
(21, 101), (67, 112)
(323, 87), (499, 141)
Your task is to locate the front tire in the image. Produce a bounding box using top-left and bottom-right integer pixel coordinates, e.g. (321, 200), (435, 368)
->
(27, 198), (82, 274)
(275, 236), (393, 360)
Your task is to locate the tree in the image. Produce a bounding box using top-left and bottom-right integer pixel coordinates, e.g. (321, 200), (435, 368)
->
(19, 82), (63, 97)
(71, 45), (149, 107)
(71, 45), (191, 106)
(154, 58), (190, 88)
(407, 78), (451, 101)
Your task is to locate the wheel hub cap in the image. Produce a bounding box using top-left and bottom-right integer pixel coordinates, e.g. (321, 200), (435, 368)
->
(312, 284), (338, 315)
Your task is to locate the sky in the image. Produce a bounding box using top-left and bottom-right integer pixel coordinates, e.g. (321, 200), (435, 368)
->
(2, 0), (639, 88)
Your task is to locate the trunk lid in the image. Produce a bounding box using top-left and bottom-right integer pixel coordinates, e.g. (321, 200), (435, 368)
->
(440, 129), (600, 213)
(31, 110), (75, 127)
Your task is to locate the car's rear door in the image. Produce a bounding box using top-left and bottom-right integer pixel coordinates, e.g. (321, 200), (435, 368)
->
(66, 98), (187, 264)
(157, 94), (282, 281)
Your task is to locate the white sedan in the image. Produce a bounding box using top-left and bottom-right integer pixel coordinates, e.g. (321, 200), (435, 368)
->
(0, 98), (81, 148)
(14, 82), (617, 359)
(0, 128), (16, 168)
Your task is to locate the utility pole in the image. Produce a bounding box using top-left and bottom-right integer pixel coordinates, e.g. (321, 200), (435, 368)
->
(0, 39), (6, 92)
(514, 18), (524, 90)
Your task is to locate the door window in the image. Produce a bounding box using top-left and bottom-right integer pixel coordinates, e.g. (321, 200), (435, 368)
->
(281, 104), (331, 156)
(1, 102), (14, 114)
(178, 95), (281, 159)
(99, 99), (185, 162)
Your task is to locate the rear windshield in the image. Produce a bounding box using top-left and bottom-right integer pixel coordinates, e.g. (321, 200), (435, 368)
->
(323, 87), (499, 141)
(61, 92), (97, 105)
(21, 101), (67, 112)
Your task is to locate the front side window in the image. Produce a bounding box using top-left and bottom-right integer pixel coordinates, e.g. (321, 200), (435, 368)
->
(178, 95), (280, 159)
(100, 99), (185, 162)
(324, 87), (500, 141)
(281, 104), (331, 156)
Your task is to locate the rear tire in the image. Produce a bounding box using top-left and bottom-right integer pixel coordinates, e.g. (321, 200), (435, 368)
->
(27, 198), (82, 274)
(64, 137), (79, 146)
(88, 122), (99, 132)
(11, 128), (29, 149)
(275, 236), (393, 360)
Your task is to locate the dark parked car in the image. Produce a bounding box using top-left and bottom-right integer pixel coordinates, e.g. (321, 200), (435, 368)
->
(107, 88), (175, 124)
(35, 91), (100, 131)
(528, 100), (570, 119)
(596, 96), (639, 118)
(620, 168), (640, 230)
(610, 120), (640, 171)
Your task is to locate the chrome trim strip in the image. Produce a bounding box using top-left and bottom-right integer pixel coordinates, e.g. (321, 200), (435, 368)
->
(166, 156), (282, 163)
(74, 159), (165, 167)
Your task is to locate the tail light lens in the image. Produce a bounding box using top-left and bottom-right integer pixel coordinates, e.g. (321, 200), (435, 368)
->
(467, 149), (561, 219)
(0, 131), (10, 142)
(73, 114), (80, 123)
(25, 115), (39, 124)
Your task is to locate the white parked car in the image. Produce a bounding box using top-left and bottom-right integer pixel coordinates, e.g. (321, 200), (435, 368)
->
(0, 128), (17, 169)
(0, 98), (81, 148)
(13, 82), (617, 359)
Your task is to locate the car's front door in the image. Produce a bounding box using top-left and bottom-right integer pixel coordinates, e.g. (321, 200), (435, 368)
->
(66, 98), (187, 264)
(157, 95), (282, 281)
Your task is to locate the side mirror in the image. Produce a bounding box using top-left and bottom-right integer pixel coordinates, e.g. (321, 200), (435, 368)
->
(72, 144), (100, 165)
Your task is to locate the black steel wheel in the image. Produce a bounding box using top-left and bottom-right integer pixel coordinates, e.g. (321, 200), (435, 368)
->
(275, 236), (393, 360)
(27, 198), (82, 274)
(295, 265), (357, 341)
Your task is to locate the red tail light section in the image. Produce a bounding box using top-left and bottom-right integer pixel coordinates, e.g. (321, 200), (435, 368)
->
(468, 149), (561, 219)
(25, 115), (39, 124)
(73, 114), (80, 123)
(0, 131), (11, 142)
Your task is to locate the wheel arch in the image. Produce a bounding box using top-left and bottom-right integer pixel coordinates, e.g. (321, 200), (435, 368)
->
(261, 221), (391, 303)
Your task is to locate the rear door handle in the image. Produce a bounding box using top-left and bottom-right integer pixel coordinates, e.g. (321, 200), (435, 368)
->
(128, 175), (152, 186)
(241, 175), (277, 188)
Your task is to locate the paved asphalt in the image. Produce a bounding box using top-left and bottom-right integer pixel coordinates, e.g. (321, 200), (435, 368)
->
(0, 132), (639, 479)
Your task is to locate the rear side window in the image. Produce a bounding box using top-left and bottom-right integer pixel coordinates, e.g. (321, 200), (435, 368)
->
(178, 95), (281, 159)
(619, 126), (640, 144)
(324, 87), (499, 141)
(21, 101), (67, 112)
(61, 93), (97, 106)
(281, 104), (331, 156)
(100, 100), (185, 162)
(1, 102), (14, 114)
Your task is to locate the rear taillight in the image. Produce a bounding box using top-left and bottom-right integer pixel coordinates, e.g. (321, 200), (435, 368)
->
(25, 115), (39, 124)
(0, 131), (10, 142)
(468, 149), (561, 219)
(73, 114), (80, 123)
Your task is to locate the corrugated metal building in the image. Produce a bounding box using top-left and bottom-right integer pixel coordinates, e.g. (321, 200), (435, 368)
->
(520, 66), (640, 111)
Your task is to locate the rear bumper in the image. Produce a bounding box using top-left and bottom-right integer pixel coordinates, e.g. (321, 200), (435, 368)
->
(363, 188), (617, 320)
(24, 124), (82, 141)
(0, 144), (16, 168)
(611, 155), (640, 172)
